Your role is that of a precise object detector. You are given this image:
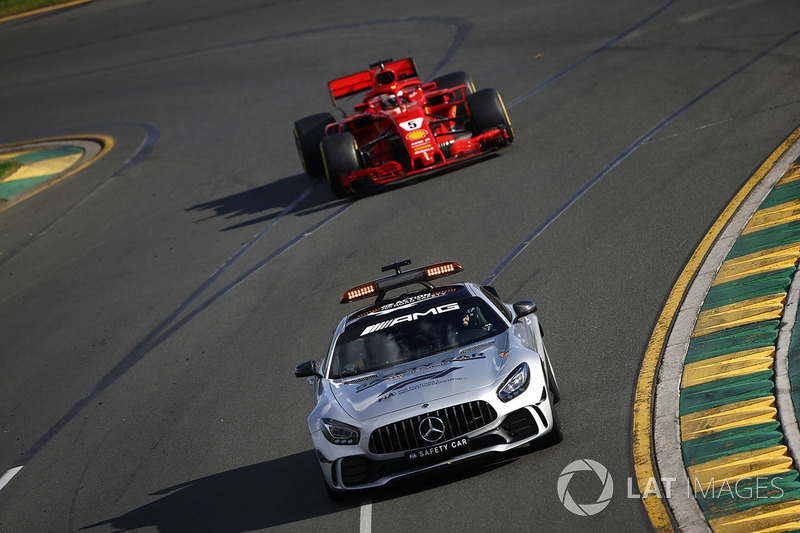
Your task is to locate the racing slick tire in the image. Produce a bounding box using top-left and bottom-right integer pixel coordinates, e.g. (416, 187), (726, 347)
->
(466, 88), (514, 144)
(321, 132), (361, 198)
(430, 71), (475, 93)
(430, 71), (475, 128)
(294, 112), (335, 177)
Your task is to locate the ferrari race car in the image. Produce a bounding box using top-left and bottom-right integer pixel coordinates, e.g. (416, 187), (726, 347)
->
(293, 58), (514, 197)
(294, 260), (561, 492)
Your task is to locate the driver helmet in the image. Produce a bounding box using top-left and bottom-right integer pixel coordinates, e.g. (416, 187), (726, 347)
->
(380, 93), (398, 110)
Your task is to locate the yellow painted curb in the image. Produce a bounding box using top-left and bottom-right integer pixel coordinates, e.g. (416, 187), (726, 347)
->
(743, 199), (800, 235)
(693, 294), (787, 338)
(714, 243), (800, 286)
(681, 346), (775, 388)
(708, 499), (800, 533)
(681, 397), (777, 441)
(0, 135), (114, 213)
(777, 161), (800, 186)
(3, 152), (83, 182)
(632, 123), (800, 533)
(687, 445), (791, 489)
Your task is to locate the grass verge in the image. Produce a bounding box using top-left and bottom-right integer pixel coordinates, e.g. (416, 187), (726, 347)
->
(0, 160), (21, 183)
(0, 0), (80, 19)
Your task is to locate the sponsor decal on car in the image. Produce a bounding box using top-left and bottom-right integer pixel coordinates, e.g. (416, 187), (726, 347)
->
(406, 130), (427, 141)
(360, 303), (460, 336)
(352, 289), (459, 320)
(357, 351), (486, 394)
(412, 143), (433, 154)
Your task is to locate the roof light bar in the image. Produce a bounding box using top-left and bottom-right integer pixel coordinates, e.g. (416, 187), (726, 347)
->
(426, 262), (461, 278)
(341, 283), (376, 304)
(340, 261), (463, 304)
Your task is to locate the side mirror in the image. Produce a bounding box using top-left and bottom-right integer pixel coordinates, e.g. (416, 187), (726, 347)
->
(295, 360), (320, 378)
(513, 301), (537, 322)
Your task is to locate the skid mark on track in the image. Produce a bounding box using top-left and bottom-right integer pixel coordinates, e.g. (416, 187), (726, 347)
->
(0, 15), (470, 513)
(506, 0), (678, 110)
(483, 25), (800, 287)
(0, 16), (471, 93)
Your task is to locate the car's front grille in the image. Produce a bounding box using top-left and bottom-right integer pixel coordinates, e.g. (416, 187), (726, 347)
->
(368, 400), (497, 454)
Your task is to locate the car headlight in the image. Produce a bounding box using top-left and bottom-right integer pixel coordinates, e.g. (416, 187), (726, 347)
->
(497, 363), (530, 402)
(319, 418), (361, 445)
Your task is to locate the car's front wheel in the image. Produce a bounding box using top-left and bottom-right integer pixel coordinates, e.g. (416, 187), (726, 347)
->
(321, 132), (361, 198)
(466, 88), (514, 144)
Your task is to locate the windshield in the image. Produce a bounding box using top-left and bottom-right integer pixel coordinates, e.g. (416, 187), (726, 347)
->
(329, 296), (507, 379)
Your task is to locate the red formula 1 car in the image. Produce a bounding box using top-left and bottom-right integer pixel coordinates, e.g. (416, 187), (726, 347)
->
(293, 58), (514, 197)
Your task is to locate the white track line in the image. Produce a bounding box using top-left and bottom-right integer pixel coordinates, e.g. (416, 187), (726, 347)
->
(360, 496), (372, 533)
(0, 466), (23, 493)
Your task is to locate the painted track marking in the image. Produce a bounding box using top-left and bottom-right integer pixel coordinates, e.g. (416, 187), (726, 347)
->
(0, 466), (23, 493)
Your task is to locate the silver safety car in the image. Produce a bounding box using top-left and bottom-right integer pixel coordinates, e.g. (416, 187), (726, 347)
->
(294, 260), (561, 492)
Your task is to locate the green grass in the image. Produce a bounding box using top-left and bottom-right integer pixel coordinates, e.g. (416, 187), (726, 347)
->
(0, 0), (78, 18)
(0, 159), (21, 182)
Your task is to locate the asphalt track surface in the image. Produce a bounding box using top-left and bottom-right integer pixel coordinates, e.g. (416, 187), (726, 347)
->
(1, 1), (799, 531)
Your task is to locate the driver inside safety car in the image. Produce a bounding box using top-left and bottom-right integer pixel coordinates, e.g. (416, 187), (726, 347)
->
(461, 306), (493, 332)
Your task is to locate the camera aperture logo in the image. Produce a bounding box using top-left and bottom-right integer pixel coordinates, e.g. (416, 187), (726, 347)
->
(557, 459), (614, 516)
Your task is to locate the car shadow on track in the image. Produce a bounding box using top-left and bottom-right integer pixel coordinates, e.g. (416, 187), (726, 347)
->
(186, 153), (500, 232)
(186, 174), (351, 232)
(80, 439), (559, 532)
(369, 441), (552, 503)
(80, 450), (358, 532)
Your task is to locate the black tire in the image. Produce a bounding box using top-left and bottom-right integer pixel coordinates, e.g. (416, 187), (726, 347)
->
(466, 88), (514, 143)
(430, 71), (475, 94)
(321, 132), (361, 198)
(294, 112), (335, 177)
(430, 71), (475, 126)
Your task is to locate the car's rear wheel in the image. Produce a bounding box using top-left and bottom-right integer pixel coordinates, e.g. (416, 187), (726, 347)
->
(466, 88), (514, 144)
(294, 112), (335, 177)
(321, 132), (361, 198)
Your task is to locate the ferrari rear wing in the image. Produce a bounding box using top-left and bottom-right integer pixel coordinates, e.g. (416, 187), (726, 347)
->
(328, 58), (419, 104)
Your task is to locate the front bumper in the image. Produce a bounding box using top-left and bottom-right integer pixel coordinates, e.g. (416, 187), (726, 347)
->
(313, 386), (557, 491)
(343, 127), (512, 193)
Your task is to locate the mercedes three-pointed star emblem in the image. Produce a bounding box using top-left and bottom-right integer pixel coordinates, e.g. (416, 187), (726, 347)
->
(419, 416), (446, 443)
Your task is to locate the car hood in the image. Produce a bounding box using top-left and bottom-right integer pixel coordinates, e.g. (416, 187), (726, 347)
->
(329, 335), (509, 421)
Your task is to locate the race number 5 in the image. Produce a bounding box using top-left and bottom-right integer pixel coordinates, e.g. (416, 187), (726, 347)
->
(400, 119), (421, 131)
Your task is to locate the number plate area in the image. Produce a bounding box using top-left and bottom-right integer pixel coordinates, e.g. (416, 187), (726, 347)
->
(406, 437), (470, 463)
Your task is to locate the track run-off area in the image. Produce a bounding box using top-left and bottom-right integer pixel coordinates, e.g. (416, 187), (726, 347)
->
(1, 1), (800, 531)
